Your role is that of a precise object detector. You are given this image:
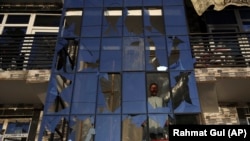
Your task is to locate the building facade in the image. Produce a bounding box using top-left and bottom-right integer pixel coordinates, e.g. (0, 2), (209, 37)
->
(0, 0), (250, 141)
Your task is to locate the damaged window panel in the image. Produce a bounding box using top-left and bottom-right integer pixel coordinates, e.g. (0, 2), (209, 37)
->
(143, 114), (173, 141)
(62, 10), (82, 37)
(68, 116), (95, 141)
(40, 116), (69, 141)
(44, 73), (73, 115)
(145, 36), (168, 71)
(146, 73), (171, 112)
(168, 71), (200, 113)
(77, 38), (100, 72)
(103, 8), (123, 37)
(100, 37), (121, 72)
(97, 73), (121, 113)
(56, 38), (79, 72)
(144, 7), (165, 36)
(71, 73), (98, 114)
(123, 37), (145, 71)
(124, 8), (143, 36)
(122, 114), (146, 141)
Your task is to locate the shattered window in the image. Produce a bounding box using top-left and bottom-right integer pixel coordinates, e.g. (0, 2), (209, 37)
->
(97, 73), (121, 113)
(103, 8), (123, 37)
(69, 116), (95, 141)
(144, 7), (165, 35)
(146, 73), (171, 113)
(77, 38), (100, 72)
(62, 10), (82, 37)
(124, 8), (143, 36)
(145, 36), (167, 71)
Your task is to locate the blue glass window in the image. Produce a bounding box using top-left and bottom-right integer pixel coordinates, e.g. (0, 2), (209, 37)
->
(97, 73), (121, 113)
(122, 72), (146, 113)
(72, 73), (98, 114)
(100, 38), (122, 72)
(95, 115), (121, 141)
(82, 8), (102, 37)
(123, 37), (145, 71)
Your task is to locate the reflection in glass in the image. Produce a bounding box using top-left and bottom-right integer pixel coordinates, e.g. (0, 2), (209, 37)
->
(123, 37), (145, 71)
(99, 73), (121, 112)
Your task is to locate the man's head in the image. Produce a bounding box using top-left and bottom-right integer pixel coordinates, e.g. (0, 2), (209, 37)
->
(149, 83), (158, 96)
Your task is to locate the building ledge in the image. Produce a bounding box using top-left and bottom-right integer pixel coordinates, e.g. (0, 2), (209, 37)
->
(195, 67), (250, 82)
(0, 70), (51, 83)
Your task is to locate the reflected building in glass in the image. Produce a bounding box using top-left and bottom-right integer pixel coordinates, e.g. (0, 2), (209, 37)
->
(39, 0), (201, 140)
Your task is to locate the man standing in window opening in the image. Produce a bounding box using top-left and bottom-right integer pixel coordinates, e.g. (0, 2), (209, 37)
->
(148, 83), (163, 108)
(144, 83), (169, 141)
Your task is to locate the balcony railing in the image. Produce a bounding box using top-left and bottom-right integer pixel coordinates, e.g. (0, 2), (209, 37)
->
(0, 34), (57, 71)
(190, 32), (250, 68)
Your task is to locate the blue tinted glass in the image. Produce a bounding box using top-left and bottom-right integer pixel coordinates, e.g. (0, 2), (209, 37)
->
(102, 8), (123, 37)
(122, 72), (146, 113)
(123, 37), (145, 71)
(82, 8), (102, 37)
(143, 0), (162, 6)
(104, 0), (122, 7)
(84, 0), (103, 7)
(124, 0), (142, 6)
(64, 0), (83, 8)
(95, 115), (121, 141)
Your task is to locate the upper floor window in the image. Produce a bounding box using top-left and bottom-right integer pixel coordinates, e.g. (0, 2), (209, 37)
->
(6, 15), (30, 24)
(34, 15), (61, 27)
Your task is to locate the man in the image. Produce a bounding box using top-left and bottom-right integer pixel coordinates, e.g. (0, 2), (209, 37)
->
(146, 83), (166, 140)
(148, 83), (163, 108)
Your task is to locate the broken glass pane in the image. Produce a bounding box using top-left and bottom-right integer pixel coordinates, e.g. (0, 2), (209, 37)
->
(97, 73), (121, 113)
(144, 8), (165, 36)
(103, 8), (123, 37)
(124, 8), (143, 36)
(62, 10), (82, 37)
(145, 36), (167, 71)
(77, 38), (100, 72)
